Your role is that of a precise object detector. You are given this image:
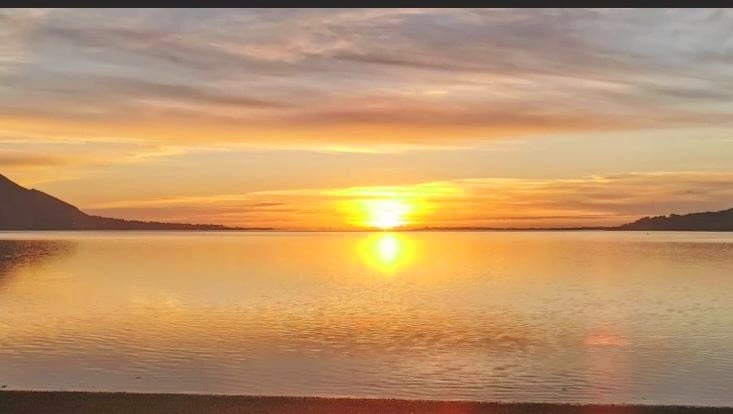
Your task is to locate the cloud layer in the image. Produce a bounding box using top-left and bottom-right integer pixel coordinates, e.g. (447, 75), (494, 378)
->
(3, 9), (733, 149)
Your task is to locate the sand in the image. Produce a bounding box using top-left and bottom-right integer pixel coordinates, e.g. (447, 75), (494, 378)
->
(1, 391), (731, 414)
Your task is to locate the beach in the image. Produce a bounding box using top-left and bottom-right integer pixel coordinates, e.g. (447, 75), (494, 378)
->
(1, 392), (731, 414)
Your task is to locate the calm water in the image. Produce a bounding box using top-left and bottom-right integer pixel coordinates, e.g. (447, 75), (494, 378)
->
(0, 231), (731, 406)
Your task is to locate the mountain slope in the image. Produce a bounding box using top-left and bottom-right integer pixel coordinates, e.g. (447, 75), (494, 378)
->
(617, 208), (733, 231)
(0, 174), (246, 230)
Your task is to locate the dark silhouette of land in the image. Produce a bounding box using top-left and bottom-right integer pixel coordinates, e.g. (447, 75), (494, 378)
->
(617, 208), (733, 231)
(0, 174), (264, 231)
(1, 392), (730, 414)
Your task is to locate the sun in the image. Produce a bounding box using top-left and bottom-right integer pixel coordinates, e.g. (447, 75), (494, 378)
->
(363, 199), (411, 230)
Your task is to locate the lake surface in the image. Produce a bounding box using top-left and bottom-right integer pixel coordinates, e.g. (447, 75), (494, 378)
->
(0, 231), (731, 406)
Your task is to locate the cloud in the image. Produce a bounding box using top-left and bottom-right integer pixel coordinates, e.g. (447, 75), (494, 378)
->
(0, 136), (217, 188)
(0, 150), (71, 167)
(2, 9), (733, 150)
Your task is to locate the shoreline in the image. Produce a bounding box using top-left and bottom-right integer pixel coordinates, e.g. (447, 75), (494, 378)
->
(2, 228), (733, 233)
(1, 391), (731, 414)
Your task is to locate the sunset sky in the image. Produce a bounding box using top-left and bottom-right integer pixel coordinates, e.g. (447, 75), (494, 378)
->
(2, 8), (733, 229)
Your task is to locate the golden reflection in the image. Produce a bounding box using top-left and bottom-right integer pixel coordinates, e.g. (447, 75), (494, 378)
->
(358, 232), (415, 274)
(375, 233), (400, 263)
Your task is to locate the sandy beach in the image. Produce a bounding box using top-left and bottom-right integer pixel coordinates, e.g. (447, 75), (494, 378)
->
(1, 392), (731, 414)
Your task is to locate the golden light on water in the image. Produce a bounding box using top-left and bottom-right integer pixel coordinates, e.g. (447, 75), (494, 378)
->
(375, 233), (400, 263)
(358, 233), (414, 274)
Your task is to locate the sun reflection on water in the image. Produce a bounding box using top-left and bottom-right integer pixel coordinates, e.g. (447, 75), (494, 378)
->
(358, 232), (414, 274)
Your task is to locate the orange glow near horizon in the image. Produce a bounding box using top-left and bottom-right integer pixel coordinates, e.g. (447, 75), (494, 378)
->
(331, 183), (452, 230)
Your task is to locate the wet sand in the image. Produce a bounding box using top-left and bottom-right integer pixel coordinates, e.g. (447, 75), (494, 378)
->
(1, 391), (731, 414)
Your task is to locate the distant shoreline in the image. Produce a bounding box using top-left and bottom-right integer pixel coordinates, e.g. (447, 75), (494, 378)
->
(1, 391), (731, 414)
(2, 228), (733, 233)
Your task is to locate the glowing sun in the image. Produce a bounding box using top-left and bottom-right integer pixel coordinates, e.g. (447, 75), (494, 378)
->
(363, 199), (411, 230)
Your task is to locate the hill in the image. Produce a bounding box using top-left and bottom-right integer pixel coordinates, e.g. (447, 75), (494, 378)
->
(0, 174), (253, 231)
(617, 208), (733, 231)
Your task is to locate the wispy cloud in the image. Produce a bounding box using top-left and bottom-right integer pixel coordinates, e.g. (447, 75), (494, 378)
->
(0, 150), (72, 167)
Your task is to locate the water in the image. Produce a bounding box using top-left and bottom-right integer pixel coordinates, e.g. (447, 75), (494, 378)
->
(0, 231), (731, 406)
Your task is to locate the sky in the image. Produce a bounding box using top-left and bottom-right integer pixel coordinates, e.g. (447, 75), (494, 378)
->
(2, 8), (733, 229)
